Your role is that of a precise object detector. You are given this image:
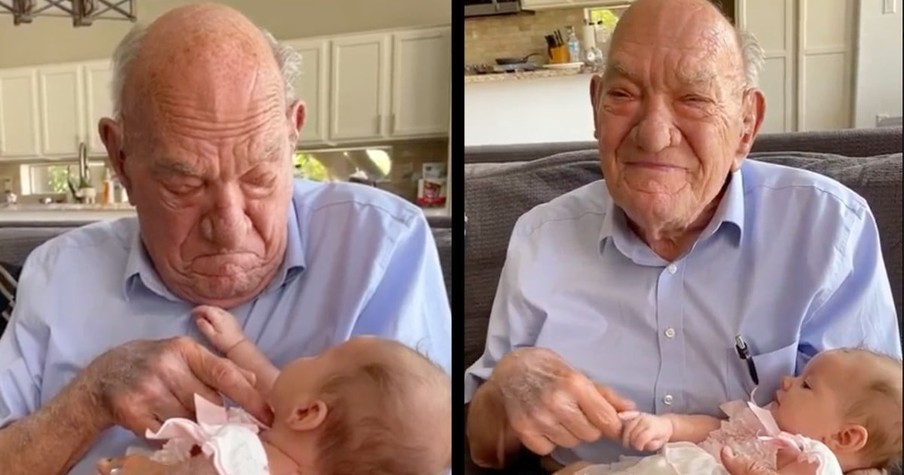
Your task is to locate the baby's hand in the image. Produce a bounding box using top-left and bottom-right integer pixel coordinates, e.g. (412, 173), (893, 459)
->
(193, 305), (246, 354)
(621, 413), (673, 452)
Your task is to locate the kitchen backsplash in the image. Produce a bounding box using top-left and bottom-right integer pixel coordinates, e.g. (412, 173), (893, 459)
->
(465, 7), (587, 66)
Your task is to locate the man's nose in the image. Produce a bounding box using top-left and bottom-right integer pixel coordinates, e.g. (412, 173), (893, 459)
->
(632, 99), (678, 153)
(202, 185), (250, 248)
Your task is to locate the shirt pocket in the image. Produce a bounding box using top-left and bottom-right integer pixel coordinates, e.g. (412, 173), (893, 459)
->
(723, 341), (798, 406)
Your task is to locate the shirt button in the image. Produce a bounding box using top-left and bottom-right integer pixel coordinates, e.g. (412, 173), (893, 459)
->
(664, 328), (676, 339)
(663, 394), (674, 405)
(666, 264), (677, 274)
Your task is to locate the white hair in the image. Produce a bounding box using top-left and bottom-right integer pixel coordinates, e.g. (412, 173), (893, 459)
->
(736, 28), (764, 88)
(110, 24), (303, 118)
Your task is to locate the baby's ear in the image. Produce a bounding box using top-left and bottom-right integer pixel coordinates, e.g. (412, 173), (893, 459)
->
(826, 423), (869, 454)
(285, 400), (329, 432)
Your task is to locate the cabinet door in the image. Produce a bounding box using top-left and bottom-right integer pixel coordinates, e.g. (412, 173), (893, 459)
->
(83, 60), (114, 156)
(390, 27), (450, 138)
(0, 69), (41, 159)
(39, 64), (84, 156)
(285, 39), (330, 145)
(329, 33), (391, 141)
(739, 0), (795, 133)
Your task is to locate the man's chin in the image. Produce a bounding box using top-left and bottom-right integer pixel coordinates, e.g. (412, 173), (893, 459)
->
(176, 272), (271, 307)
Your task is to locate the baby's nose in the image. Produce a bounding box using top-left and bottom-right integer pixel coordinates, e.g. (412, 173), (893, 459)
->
(780, 376), (793, 389)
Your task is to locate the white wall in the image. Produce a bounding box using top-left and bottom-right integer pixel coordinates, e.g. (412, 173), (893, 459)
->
(465, 74), (595, 146)
(853, 0), (903, 128)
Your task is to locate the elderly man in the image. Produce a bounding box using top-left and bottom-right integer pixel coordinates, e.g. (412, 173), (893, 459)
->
(0, 5), (449, 475)
(464, 0), (900, 473)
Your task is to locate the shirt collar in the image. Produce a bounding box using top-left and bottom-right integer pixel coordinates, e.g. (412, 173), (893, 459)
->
(598, 168), (746, 257)
(122, 201), (307, 301)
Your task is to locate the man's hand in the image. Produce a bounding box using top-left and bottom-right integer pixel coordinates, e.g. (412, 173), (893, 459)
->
(82, 336), (272, 437)
(96, 455), (217, 475)
(96, 455), (170, 475)
(490, 347), (636, 456)
(621, 413), (672, 452)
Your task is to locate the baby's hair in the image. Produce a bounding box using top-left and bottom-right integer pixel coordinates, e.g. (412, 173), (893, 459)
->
(313, 340), (451, 475)
(836, 347), (902, 471)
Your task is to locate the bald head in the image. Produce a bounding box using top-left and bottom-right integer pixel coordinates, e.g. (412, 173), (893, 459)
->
(115, 4), (283, 132)
(610, 0), (745, 88)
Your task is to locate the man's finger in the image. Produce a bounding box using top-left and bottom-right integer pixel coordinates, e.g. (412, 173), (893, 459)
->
(183, 344), (271, 425)
(596, 384), (636, 412)
(544, 422), (581, 448)
(551, 399), (602, 443)
(575, 385), (620, 438)
(521, 432), (556, 456)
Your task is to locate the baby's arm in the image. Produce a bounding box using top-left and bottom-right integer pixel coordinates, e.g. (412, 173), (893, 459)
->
(193, 305), (280, 396)
(622, 413), (721, 452)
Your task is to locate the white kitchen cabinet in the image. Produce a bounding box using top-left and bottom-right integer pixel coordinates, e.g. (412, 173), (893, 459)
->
(390, 27), (451, 137)
(285, 38), (330, 146)
(329, 33), (391, 141)
(83, 60), (114, 156)
(0, 68), (41, 159)
(38, 64), (84, 157)
(522, 0), (632, 9)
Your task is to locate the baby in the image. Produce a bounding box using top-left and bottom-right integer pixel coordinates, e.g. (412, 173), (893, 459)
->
(558, 348), (902, 475)
(113, 305), (452, 475)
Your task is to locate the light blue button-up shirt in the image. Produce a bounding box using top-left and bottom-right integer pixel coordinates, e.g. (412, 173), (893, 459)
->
(464, 159), (901, 466)
(0, 179), (450, 475)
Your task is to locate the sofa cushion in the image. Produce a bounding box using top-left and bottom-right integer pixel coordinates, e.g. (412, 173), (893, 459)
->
(0, 262), (20, 333)
(464, 150), (903, 371)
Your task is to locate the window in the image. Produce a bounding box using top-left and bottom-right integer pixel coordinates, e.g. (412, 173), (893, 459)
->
(20, 162), (109, 196)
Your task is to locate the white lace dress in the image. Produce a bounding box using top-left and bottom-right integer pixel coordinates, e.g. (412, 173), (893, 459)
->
(574, 401), (842, 475)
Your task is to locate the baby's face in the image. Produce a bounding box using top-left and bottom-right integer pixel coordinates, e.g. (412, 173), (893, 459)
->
(769, 350), (855, 439)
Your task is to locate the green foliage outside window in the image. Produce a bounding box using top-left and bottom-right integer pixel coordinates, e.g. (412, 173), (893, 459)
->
(293, 152), (329, 182)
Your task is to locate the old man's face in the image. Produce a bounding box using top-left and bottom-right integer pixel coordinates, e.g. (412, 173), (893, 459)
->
(592, 0), (763, 237)
(101, 15), (304, 308)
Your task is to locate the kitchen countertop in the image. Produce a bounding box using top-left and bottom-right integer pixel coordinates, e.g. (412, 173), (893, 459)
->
(0, 203), (449, 223)
(465, 66), (600, 84)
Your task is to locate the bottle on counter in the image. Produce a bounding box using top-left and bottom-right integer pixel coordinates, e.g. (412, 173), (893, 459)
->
(581, 21), (604, 68)
(566, 26), (581, 63)
(101, 168), (115, 205)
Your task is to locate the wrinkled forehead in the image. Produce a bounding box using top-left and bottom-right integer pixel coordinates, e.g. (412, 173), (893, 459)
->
(606, 4), (741, 83)
(122, 27), (286, 137)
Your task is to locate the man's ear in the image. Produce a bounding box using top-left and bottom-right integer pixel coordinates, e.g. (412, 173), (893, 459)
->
(590, 75), (602, 140)
(284, 399), (329, 432)
(733, 88), (765, 170)
(287, 100), (307, 143)
(98, 118), (131, 191)
(825, 423), (869, 454)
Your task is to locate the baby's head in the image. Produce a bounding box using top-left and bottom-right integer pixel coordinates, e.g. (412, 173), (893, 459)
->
(267, 336), (451, 474)
(769, 348), (902, 472)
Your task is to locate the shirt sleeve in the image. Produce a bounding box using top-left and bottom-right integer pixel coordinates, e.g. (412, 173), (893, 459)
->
(0, 249), (53, 428)
(463, 216), (547, 404)
(797, 204), (902, 370)
(352, 212), (452, 374)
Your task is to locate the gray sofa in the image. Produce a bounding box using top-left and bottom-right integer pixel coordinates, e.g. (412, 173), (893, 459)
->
(463, 127), (903, 474)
